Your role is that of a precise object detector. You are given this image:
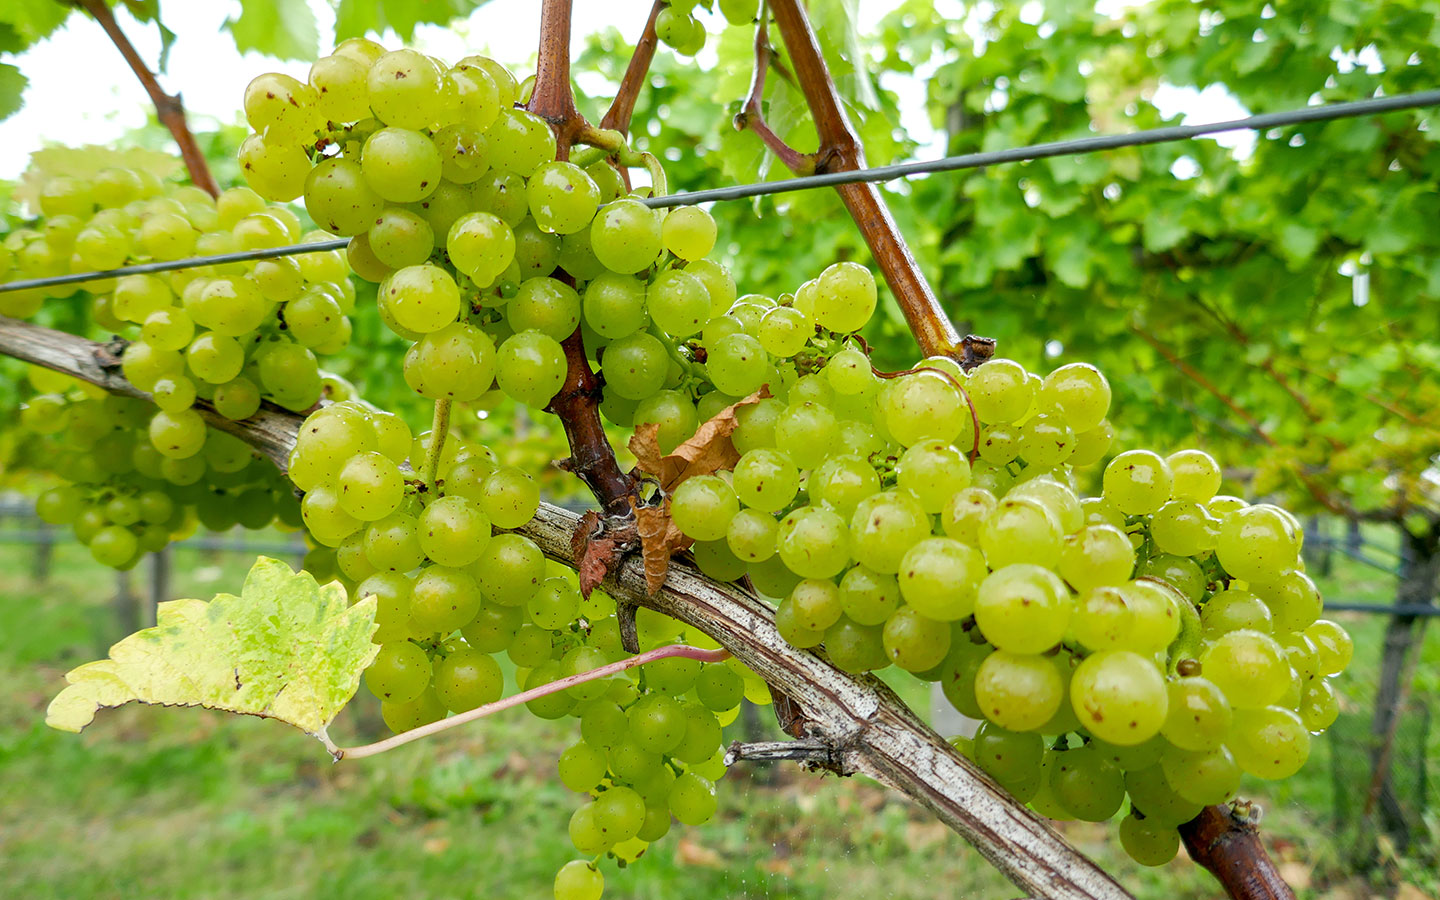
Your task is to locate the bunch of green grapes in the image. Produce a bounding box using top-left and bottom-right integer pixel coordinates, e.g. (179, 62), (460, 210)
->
(17, 366), (302, 569)
(659, 319), (1351, 866)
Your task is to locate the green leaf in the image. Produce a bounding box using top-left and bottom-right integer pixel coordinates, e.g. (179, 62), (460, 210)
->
(46, 557), (379, 743)
(0, 63), (26, 123)
(0, 0), (71, 49)
(225, 0), (319, 61)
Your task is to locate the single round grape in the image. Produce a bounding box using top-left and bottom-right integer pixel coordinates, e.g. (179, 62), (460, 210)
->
(897, 537), (986, 621)
(670, 475), (739, 542)
(968, 359), (1033, 425)
(554, 860), (603, 900)
(732, 448), (800, 513)
(1227, 705), (1310, 779)
(809, 454), (881, 518)
(1119, 814), (1179, 867)
(447, 212), (516, 285)
(941, 487), (997, 546)
(487, 108), (558, 176)
(1058, 525), (1134, 593)
(361, 127), (443, 203)
(601, 331), (669, 400)
(381, 265), (460, 334)
(1200, 588), (1273, 636)
(661, 205), (717, 260)
(1149, 499), (1218, 556)
(1304, 619), (1353, 676)
(823, 615), (888, 673)
(368, 207), (435, 269)
(567, 803), (611, 855)
(1200, 629), (1289, 709)
(1102, 450), (1173, 515)
(1167, 448), (1222, 502)
(1070, 650), (1168, 745)
(496, 330), (566, 408)
(973, 650), (1063, 731)
(364, 512), (425, 571)
(812, 261), (876, 333)
(90, 525), (139, 568)
(979, 496), (1062, 570)
(726, 507), (777, 562)
(1250, 570), (1322, 632)
(1216, 505), (1299, 583)
(471, 533), (546, 607)
(381, 686), (447, 734)
(410, 566), (484, 634)
(971, 722), (1045, 800)
(707, 332), (769, 397)
(1040, 362), (1111, 431)
(1017, 413), (1075, 468)
(776, 505), (850, 579)
(1048, 744), (1126, 822)
(365, 640), (431, 703)
(525, 161), (600, 234)
(668, 772), (718, 825)
(895, 440), (971, 513)
(837, 565), (902, 626)
(338, 451), (405, 521)
(433, 646), (503, 712)
(849, 491), (930, 575)
(583, 271), (649, 338)
(974, 564), (1072, 653)
(590, 199), (662, 274)
(417, 496), (490, 567)
(882, 606), (952, 672)
(1299, 679), (1340, 731)
(1162, 676), (1233, 751)
(634, 390), (698, 454)
(880, 370), (972, 447)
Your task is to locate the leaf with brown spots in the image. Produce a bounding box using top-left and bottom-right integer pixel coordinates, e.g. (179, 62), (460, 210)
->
(628, 388), (769, 492)
(633, 499), (693, 594)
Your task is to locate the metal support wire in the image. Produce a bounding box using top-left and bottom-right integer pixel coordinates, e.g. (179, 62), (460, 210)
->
(3, 89), (1437, 296)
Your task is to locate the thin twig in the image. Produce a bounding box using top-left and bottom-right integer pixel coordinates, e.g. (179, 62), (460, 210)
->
(74, 0), (219, 196)
(330, 644), (731, 760)
(599, 1), (664, 135)
(734, 4), (816, 175)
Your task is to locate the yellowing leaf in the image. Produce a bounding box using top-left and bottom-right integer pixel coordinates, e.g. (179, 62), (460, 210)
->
(47, 557), (379, 744)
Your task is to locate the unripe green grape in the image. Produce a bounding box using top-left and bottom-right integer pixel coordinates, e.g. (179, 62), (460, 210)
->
(847, 490), (928, 575)
(672, 702), (723, 764)
(486, 108), (557, 177)
(1039, 362), (1110, 431)
(364, 512), (425, 571)
(1058, 525), (1134, 593)
(404, 322), (498, 402)
(365, 640), (431, 703)
(256, 341), (322, 411)
(668, 772), (717, 825)
(1048, 744), (1126, 822)
(732, 448), (799, 513)
(526, 577), (580, 631)
(590, 199), (662, 274)
(1167, 448), (1222, 502)
(1200, 588), (1273, 636)
(979, 496), (1062, 570)
(895, 440), (971, 513)
(202, 430), (252, 473)
(772, 401), (838, 469)
(936, 487), (992, 546)
(1064, 420), (1112, 467)
(1216, 504), (1299, 582)
(411, 566), (484, 634)
(807, 454), (879, 519)
(36, 486), (82, 525)
(634, 389), (698, 454)
(896, 537), (986, 622)
(367, 207), (434, 269)
(303, 158), (382, 237)
(148, 408), (206, 459)
(89, 525), (139, 568)
(433, 645), (503, 712)
(470, 169), (528, 226)
(970, 722), (1044, 800)
(725, 507), (778, 562)
(1299, 678), (1340, 731)
(583, 272), (649, 338)
(670, 475), (739, 542)
(337, 451), (405, 521)
(1017, 413), (1074, 468)
(148, 374), (196, 413)
(366, 49), (444, 130)
(1117, 579), (1179, 653)
(509, 276), (582, 340)
(1227, 705), (1310, 779)
(557, 741), (608, 793)
(706, 332), (769, 396)
(244, 71), (318, 142)
(381, 685), (447, 734)
(496, 330), (566, 408)
(380, 264), (460, 334)
(811, 261), (876, 333)
(444, 212), (514, 285)
(1119, 813), (1179, 867)
(776, 505), (850, 579)
(1070, 650), (1168, 745)
(975, 564), (1073, 655)
(458, 602), (522, 654)
(882, 606), (952, 672)
(978, 424), (1020, 465)
(361, 128), (443, 203)
(1135, 553), (1206, 603)
(139, 211), (196, 261)
(525, 161), (599, 235)
(626, 694), (686, 755)
(1200, 629), (1289, 709)
(1101, 449), (1173, 515)
(1250, 570), (1322, 632)
(777, 578), (840, 633)
(567, 802), (612, 855)
(880, 370), (973, 448)
(819, 615), (885, 672)
(1304, 619), (1353, 676)
(824, 346), (873, 396)
(661, 206), (717, 260)
(507, 624), (554, 668)
(973, 650), (1062, 731)
(307, 52), (369, 121)
(601, 331), (668, 400)
(966, 359), (1032, 425)
(755, 305), (810, 357)
(472, 533), (545, 606)
(692, 538), (748, 582)
(1149, 499), (1217, 557)
(647, 269), (710, 338)
(447, 63), (501, 130)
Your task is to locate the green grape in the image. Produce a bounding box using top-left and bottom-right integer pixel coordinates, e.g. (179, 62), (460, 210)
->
(526, 161), (599, 234)
(895, 440), (971, 513)
(1048, 745), (1126, 822)
(593, 785), (647, 842)
(1102, 450), (1173, 516)
(410, 566), (483, 634)
(1200, 588), (1273, 636)
(36, 486), (82, 525)
(583, 272), (649, 338)
(1162, 676), (1233, 751)
(810, 261), (875, 332)
(447, 63), (501, 130)
(1227, 705), (1310, 779)
(879, 370), (972, 448)
(524, 661), (576, 719)
(148, 409), (207, 459)
(1167, 448), (1222, 502)
(361, 127), (443, 203)
(1123, 763), (1203, 826)
(141, 307), (194, 352)
(1299, 678), (1340, 731)
(1149, 499), (1217, 557)
(1069, 421), (1114, 467)
(882, 606), (952, 672)
(1216, 505), (1299, 582)
(971, 722), (1044, 801)
(978, 424), (1020, 465)
(1135, 553), (1206, 603)
(481, 466), (540, 528)
(471, 533), (545, 606)
(381, 686), (447, 734)
(731, 396), (783, 454)
(151, 376), (197, 413)
(601, 331), (669, 400)
(973, 650), (1063, 731)
(1017, 413), (1075, 468)
(590, 199), (662, 274)
(1121, 579), (1181, 653)
(497, 330), (566, 408)
(781, 578), (842, 632)
(509, 276), (582, 340)
(837, 565), (901, 626)
(897, 537), (986, 621)
(365, 640), (431, 703)
(974, 564), (1072, 653)
(418, 495), (490, 567)
(337, 451), (405, 521)
(381, 264), (460, 334)
(1119, 814), (1179, 867)
(578, 701), (628, 750)
(459, 602), (522, 654)
(979, 497), (1063, 570)
(725, 507), (777, 562)
(757, 306), (811, 357)
(368, 207), (435, 268)
(660, 206), (716, 260)
(809, 454), (881, 517)
(825, 346), (874, 395)
(1039, 362), (1111, 431)
(693, 539), (748, 581)
(243, 72), (318, 143)
(553, 859), (604, 900)
(732, 448), (799, 512)
(823, 615), (888, 672)
(486, 108), (557, 176)
(1250, 570), (1322, 632)
(1304, 619), (1353, 676)
(707, 332), (769, 396)
(634, 390), (698, 454)
(365, 49), (444, 130)
(90, 525), (139, 568)
(672, 702), (723, 764)
(308, 53), (370, 121)
(507, 624), (554, 668)
(1070, 650), (1168, 745)
(647, 269), (710, 338)
(776, 505), (850, 579)
(695, 664), (744, 712)
(304, 158), (384, 236)
(626, 694), (686, 754)
(404, 322), (498, 402)
(1200, 629), (1289, 709)
(1058, 525), (1134, 592)
(527, 577), (580, 630)
(433, 645), (503, 712)
(567, 803), (612, 855)
(849, 490), (930, 575)
(967, 359), (1032, 424)
(670, 475), (739, 542)
(668, 772), (717, 825)
(122, 341), (185, 391)
(447, 212), (516, 285)
(363, 511), (424, 571)
(769, 402), (837, 470)
(941, 487), (997, 545)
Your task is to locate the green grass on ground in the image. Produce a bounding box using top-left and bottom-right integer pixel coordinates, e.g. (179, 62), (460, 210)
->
(0, 529), (1435, 899)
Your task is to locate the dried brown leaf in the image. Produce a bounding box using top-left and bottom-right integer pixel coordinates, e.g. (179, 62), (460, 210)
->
(629, 388), (769, 492)
(634, 499), (693, 594)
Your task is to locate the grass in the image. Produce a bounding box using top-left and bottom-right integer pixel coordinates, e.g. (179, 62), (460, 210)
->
(0, 526), (1435, 899)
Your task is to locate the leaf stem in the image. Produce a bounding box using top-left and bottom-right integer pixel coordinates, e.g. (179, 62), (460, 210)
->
(73, 0), (219, 197)
(330, 644), (731, 760)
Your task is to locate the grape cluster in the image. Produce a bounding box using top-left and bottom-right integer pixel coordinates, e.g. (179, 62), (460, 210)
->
(662, 339), (1352, 864)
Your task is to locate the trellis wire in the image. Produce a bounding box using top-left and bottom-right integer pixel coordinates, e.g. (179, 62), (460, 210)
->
(2, 89), (1437, 295)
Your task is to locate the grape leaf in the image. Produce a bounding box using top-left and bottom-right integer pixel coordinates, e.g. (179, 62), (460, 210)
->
(224, 0), (319, 62)
(46, 557), (379, 743)
(0, 63), (26, 123)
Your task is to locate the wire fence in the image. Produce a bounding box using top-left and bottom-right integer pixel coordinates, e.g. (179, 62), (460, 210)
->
(3, 90), (1439, 296)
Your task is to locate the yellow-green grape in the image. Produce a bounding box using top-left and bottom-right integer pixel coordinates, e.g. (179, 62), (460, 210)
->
(973, 650), (1063, 731)
(554, 860), (603, 900)
(1048, 744), (1126, 822)
(1058, 525), (1134, 592)
(590, 199), (662, 274)
(776, 505), (850, 579)
(941, 487), (997, 545)
(1041, 362), (1111, 431)
(361, 127), (443, 203)
(1119, 813), (1179, 867)
(411, 565), (484, 633)
(975, 564), (1072, 653)
(670, 475), (739, 542)
(1102, 450), (1173, 515)
(1299, 679), (1340, 731)
(337, 451), (405, 520)
(967, 358), (1033, 425)
(1124, 579), (1181, 653)
(1250, 570), (1322, 632)
(1071, 585), (1136, 652)
(381, 686), (447, 734)
(1162, 676), (1233, 750)
(380, 264), (461, 334)
(433, 645), (503, 712)
(1069, 650), (1168, 745)
(979, 496), (1063, 570)
(812, 261), (876, 333)
(661, 206), (717, 260)
(1227, 705), (1310, 779)
(849, 490), (931, 575)
(243, 71), (319, 143)
(364, 511), (425, 571)
(1200, 589), (1273, 636)
(882, 605), (953, 672)
(1123, 763), (1203, 826)
(365, 640), (431, 703)
(895, 440), (971, 513)
(1069, 420), (1115, 467)
(1215, 504), (1299, 582)
(418, 495), (491, 567)
(879, 370), (973, 448)
(897, 537), (986, 621)
(1304, 619), (1353, 675)
(1199, 629), (1290, 709)
(1167, 448), (1222, 502)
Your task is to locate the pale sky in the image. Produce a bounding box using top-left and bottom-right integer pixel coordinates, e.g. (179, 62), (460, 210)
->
(0, 0), (1243, 181)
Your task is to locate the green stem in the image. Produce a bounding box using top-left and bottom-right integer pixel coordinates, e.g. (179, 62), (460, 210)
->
(424, 398), (453, 492)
